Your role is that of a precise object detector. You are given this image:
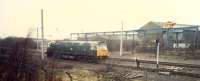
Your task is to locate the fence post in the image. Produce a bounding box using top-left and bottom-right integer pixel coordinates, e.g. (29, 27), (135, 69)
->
(136, 58), (140, 69)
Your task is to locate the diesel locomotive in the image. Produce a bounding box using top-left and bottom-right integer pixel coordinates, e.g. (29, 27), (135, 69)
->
(46, 41), (110, 61)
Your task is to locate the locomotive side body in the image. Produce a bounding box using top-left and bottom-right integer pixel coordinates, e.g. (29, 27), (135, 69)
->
(46, 41), (109, 61)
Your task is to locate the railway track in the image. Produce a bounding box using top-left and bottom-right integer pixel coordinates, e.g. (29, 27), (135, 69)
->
(102, 58), (200, 78)
(50, 57), (200, 78)
(106, 58), (200, 68)
(1, 47), (200, 78)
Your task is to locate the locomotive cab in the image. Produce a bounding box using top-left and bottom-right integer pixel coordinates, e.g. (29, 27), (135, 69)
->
(96, 42), (110, 58)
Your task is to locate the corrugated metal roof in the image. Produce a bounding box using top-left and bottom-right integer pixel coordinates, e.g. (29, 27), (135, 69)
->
(140, 21), (198, 30)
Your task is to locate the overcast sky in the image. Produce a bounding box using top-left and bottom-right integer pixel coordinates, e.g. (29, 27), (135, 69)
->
(1, 0), (200, 39)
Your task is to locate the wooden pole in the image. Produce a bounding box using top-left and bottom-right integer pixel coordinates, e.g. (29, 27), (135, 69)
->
(37, 27), (39, 50)
(120, 21), (123, 56)
(41, 9), (45, 60)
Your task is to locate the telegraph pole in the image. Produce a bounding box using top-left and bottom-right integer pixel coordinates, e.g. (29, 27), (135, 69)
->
(120, 21), (124, 56)
(41, 9), (45, 60)
(37, 27), (39, 50)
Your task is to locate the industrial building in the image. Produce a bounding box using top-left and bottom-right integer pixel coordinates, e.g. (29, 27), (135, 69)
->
(137, 21), (199, 49)
(71, 21), (200, 50)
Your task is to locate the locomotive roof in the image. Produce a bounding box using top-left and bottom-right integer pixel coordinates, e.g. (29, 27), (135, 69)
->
(54, 40), (104, 44)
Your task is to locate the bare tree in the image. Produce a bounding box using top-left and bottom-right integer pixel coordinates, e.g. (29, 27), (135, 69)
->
(0, 32), (40, 81)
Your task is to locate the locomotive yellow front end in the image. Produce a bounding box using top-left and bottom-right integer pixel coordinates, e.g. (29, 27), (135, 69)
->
(96, 42), (110, 58)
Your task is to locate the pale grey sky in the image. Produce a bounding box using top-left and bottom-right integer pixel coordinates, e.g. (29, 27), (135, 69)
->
(1, 0), (200, 39)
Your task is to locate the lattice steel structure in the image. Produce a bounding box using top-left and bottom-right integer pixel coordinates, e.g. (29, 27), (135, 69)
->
(70, 21), (200, 53)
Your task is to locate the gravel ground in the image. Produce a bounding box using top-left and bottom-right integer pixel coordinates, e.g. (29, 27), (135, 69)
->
(50, 58), (200, 81)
